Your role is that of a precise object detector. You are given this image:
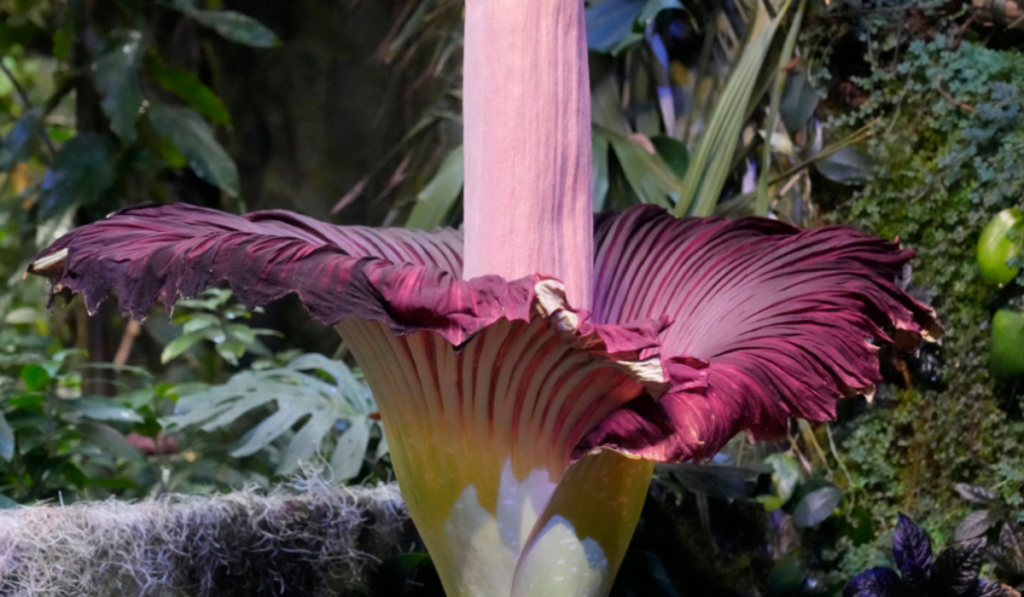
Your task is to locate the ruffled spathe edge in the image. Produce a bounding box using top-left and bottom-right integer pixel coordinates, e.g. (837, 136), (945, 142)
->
(28, 203), (668, 363)
(577, 206), (942, 462)
(29, 203), (943, 465)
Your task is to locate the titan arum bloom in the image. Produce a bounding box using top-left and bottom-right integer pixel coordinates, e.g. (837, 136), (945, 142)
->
(29, 1), (940, 595)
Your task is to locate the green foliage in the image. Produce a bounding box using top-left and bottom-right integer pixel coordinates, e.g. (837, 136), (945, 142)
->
(406, 145), (463, 231)
(0, 342), (151, 503)
(147, 104), (240, 197)
(0, 0), (273, 256)
(375, 0), (832, 226)
(93, 29), (145, 144)
(161, 289), (279, 366)
(167, 353), (383, 479)
(166, 0), (281, 48)
(824, 32), (1024, 587)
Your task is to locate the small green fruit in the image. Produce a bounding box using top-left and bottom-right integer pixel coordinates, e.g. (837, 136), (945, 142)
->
(977, 208), (1024, 285)
(991, 308), (1024, 379)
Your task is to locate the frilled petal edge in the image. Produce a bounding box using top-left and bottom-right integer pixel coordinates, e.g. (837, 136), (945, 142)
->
(578, 205), (943, 463)
(28, 203), (671, 354)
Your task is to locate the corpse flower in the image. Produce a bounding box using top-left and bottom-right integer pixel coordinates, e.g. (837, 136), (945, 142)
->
(29, 1), (940, 595)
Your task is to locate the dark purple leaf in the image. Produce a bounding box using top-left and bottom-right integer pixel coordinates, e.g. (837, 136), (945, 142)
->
(844, 567), (904, 597)
(894, 513), (933, 587)
(815, 145), (872, 185)
(955, 510), (999, 542)
(932, 538), (985, 597)
(954, 484), (998, 505)
(971, 579), (1008, 597)
(990, 524), (1024, 576)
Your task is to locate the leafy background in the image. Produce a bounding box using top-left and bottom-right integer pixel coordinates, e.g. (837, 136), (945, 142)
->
(1, 0), (1023, 595)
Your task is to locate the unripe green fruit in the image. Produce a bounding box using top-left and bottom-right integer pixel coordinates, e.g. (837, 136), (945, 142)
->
(977, 208), (1024, 285)
(991, 308), (1024, 379)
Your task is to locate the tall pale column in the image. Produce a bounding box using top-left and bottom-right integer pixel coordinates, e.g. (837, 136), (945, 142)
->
(462, 0), (594, 309)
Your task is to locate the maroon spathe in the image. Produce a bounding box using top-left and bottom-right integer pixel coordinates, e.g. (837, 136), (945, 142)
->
(31, 202), (939, 464)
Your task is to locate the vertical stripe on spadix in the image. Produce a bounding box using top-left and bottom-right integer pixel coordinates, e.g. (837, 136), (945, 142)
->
(463, 0), (593, 307)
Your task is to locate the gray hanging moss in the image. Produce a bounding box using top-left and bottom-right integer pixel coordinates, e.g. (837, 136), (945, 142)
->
(0, 481), (411, 597)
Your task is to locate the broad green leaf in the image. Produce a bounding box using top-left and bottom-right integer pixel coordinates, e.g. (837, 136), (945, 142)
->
(330, 418), (370, 481)
(0, 413), (13, 461)
(160, 330), (206, 363)
(792, 486), (842, 528)
(288, 353), (372, 408)
(171, 382), (277, 429)
(39, 133), (115, 221)
(814, 145), (871, 185)
(215, 338), (245, 366)
(191, 10), (279, 48)
(991, 309), (1024, 379)
(166, 354), (376, 476)
(182, 313), (220, 334)
(601, 126), (678, 207)
(148, 103), (240, 197)
(69, 398), (144, 423)
(77, 421), (145, 464)
(147, 54), (231, 125)
(4, 307), (39, 325)
(195, 385), (283, 430)
(176, 287), (233, 310)
(6, 394), (43, 411)
(20, 363), (50, 391)
(146, 124), (188, 169)
(0, 493), (17, 509)
(407, 145), (464, 230)
(651, 135), (690, 179)
(591, 74), (632, 135)
(225, 323), (278, 346)
(758, 453), (800, 511)
(276, 411), (337, 475)
(93, 30), (145, 144)
(169, 0), (279, 49)
(166, 0), (278, 47)
(231, 406), (308, 457)
(0, 109), (40, 170)
(780, 68), (818, 134)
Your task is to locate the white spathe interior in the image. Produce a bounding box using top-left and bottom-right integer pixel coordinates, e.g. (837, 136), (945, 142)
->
(441, 458), (609, 597)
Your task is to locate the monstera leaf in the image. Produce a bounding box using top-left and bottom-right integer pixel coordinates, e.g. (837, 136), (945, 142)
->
(166, 353), (380, 479)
